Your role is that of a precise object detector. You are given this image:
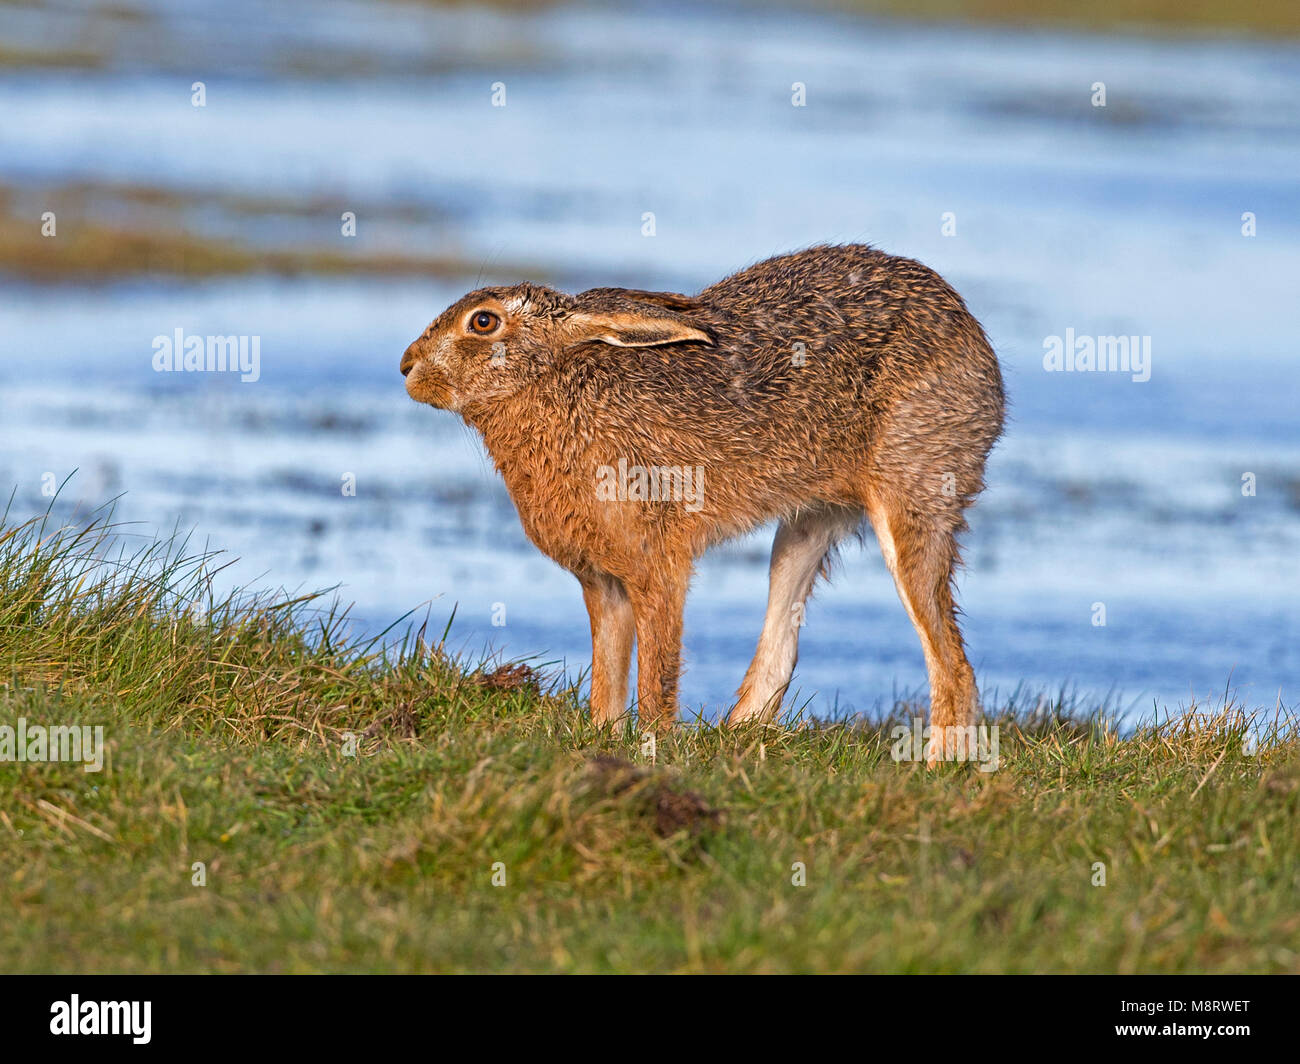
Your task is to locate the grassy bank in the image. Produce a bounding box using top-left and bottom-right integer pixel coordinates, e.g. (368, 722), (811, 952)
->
(837, 0), (1300, 36)
(1, 510), (1297, 973)
(0, 181), (553, 285)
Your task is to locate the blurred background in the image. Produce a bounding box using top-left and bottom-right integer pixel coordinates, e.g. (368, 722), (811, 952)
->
(1, 0), (1297, 723)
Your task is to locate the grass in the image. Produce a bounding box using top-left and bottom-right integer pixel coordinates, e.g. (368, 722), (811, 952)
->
(835, 0), (1300, 35)
(1, 506), (1297, 973)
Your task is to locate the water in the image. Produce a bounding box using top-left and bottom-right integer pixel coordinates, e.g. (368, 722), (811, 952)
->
(1, 1), (1297, 721)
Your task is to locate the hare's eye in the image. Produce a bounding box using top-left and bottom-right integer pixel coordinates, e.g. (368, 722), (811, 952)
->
(469, 311), (500, 334)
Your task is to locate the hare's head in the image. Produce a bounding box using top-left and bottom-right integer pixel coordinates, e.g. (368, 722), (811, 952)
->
(401, 283), (714, 412)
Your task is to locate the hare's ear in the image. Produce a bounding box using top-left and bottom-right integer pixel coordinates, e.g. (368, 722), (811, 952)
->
(562, 307), (714, 349)
(564, 288), (713, 348)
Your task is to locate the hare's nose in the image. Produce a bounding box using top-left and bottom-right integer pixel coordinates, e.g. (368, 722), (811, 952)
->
(400, 343), (420, 376)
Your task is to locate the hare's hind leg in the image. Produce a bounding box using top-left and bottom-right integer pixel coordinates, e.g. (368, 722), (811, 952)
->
(728, 506), (859, 725)
(864, 491), (978, 766)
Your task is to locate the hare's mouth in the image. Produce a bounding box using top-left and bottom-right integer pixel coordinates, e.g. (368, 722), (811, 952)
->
(405, 365), (454, 409)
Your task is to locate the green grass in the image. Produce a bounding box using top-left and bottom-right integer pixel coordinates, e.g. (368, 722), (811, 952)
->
(1, 506), (1297, 973)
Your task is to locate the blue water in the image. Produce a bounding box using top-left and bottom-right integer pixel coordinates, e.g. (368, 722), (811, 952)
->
(1, 1), (1297, 721)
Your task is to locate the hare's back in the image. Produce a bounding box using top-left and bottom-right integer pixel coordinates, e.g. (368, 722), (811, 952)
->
(622, 243), (994, 443)
(699, 244), (973, 355)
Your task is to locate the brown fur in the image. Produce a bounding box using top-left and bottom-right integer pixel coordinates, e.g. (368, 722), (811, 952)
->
(401, 244), (1005, 759)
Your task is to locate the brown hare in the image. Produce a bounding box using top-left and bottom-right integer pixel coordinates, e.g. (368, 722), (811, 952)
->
(401, 244), (1004, 762)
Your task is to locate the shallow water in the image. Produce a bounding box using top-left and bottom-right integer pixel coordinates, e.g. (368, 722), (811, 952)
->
(1, 1), (1297, 720)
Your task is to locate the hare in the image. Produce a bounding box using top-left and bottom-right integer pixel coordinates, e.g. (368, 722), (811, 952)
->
(401, 244), (1004, 761)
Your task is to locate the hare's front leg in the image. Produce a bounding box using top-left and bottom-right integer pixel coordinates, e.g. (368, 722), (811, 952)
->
(579, 572), (634, 729)
(729, 508), (855, 725)
(624, 560), (692, 733)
